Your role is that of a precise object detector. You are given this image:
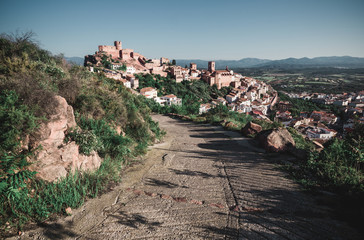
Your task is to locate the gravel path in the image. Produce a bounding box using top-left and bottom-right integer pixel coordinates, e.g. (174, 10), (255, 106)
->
(13, 115), (361, 239)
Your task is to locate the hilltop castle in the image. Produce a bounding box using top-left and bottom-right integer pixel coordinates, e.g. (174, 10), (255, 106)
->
(84, 41), (170, 77)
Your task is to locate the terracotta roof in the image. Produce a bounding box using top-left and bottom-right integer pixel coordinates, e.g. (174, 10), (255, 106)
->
(163, 94), (177, 98)
(140, 87), (156, 94)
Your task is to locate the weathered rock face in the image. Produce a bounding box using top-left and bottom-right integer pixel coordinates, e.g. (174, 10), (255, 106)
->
(241, 122), (262, 136)
(256, 128), (295, 153)
(28, 96), (102, 182)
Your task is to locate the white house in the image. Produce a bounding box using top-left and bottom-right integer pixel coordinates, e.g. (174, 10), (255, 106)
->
(306, 127), (336, 140)
(226, 93), (238, 103)
(120, 79), (131, 88)
(126, 66), (136, 75)
(160, 94), (182, 106)
(140, 87), (158, 99)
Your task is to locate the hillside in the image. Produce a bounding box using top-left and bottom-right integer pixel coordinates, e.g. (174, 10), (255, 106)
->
(0, 33), (163, 233)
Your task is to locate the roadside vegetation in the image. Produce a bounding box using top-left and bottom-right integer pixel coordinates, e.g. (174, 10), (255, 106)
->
(0, 32), (164, 234)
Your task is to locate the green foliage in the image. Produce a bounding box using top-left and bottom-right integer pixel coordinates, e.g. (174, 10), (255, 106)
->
(284, 123), (364, 197)
(306, 137), (363, 193)
(287, 127), (315, 151)
(278, 92), (341, 118)
(0, 90), (39, 230)
(101, 54), (112, 69)
(117, 64), (127, 72)
(77, 117), (131, 159)
(0, 32), (164, 231)
(0, 90), (38, 152)
(65, 128), (99, 155)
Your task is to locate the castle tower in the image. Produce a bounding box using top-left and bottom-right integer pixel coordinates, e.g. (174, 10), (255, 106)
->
(114, 41), (122, 50)
(208, 61), (215, 72)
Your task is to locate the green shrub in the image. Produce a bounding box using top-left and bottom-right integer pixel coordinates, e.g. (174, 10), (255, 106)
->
(65, 128), (99, 155)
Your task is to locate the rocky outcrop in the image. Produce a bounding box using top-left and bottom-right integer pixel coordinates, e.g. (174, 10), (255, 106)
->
(28, 96), (102, 182)
(256, 128), (295, 153)
(241, 122), (262, 136)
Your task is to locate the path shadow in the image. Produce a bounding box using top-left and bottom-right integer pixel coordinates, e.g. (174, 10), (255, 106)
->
(145, 178), (188, 188)
(169, 118), (362, 239)
(169, 168), (224, 179)
(108, 211), (162, 230)
(37, 221), (78, 239)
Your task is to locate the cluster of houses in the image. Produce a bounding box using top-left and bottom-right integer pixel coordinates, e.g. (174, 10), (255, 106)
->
(282, 91), (364, 136)
(285, 91), (364, 108)
(275, 105), (338, 142)
(197, 77), (278, 120)
(168, 61), (245, 89)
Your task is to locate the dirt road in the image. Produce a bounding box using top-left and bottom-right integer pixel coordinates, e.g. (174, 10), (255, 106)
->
(14, 115), (360, 239)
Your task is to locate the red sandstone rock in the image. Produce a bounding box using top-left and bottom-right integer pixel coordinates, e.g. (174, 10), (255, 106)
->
(28, 96), (102, 182)
(256, 128), (295, 153)
(161, 194), (172, 200)
(190, 199), (204, 205)
(208, 203), (225, 209)
(241, 122), (262, 136)
(173, 197), (187, 203)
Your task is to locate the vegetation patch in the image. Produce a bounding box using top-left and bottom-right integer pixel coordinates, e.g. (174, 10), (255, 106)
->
(0, 32), (164, 234)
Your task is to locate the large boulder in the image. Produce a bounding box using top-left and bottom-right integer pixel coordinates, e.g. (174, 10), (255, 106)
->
(28, 96), (102, 182)
(241, 122), (262, 136)
(256, 128), (295, 153)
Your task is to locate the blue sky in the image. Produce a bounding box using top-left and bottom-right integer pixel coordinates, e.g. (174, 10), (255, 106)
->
(1, 0), (363, 60)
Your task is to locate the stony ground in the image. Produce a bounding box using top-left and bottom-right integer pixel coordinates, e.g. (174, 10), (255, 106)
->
(12, 115), (361, 239)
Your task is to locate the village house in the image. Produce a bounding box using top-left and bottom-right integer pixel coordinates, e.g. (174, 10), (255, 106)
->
(119, 79), (131, 88)
(277, 101), (292, 111)
(126, 75), (138, 89)
(160, 94), (182, 106)
(306, 127), (336, 140)
(140, 87), (158, 99)
(199, 103), (212, 114)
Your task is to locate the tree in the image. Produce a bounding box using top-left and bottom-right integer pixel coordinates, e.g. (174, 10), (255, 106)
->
(172, 59), (176, 65)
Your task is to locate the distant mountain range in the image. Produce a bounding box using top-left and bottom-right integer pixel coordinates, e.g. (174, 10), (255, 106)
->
(176, 56), (364, 69)
(64, 57), (84, 65)
(64, 56), (364, 69)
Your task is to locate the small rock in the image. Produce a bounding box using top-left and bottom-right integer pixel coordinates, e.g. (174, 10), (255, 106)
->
(241, 122), (262, 136)
(190, 199), (204, 205)
(65, 207), (72, 215)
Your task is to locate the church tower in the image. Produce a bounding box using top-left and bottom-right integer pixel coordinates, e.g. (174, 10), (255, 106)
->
(208, 61), (215, 72)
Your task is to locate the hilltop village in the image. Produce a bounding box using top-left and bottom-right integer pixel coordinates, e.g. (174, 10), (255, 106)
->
(84, 41), (364, 143)
(84, 41), (278, 119)
(84, 41), (364, 144)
